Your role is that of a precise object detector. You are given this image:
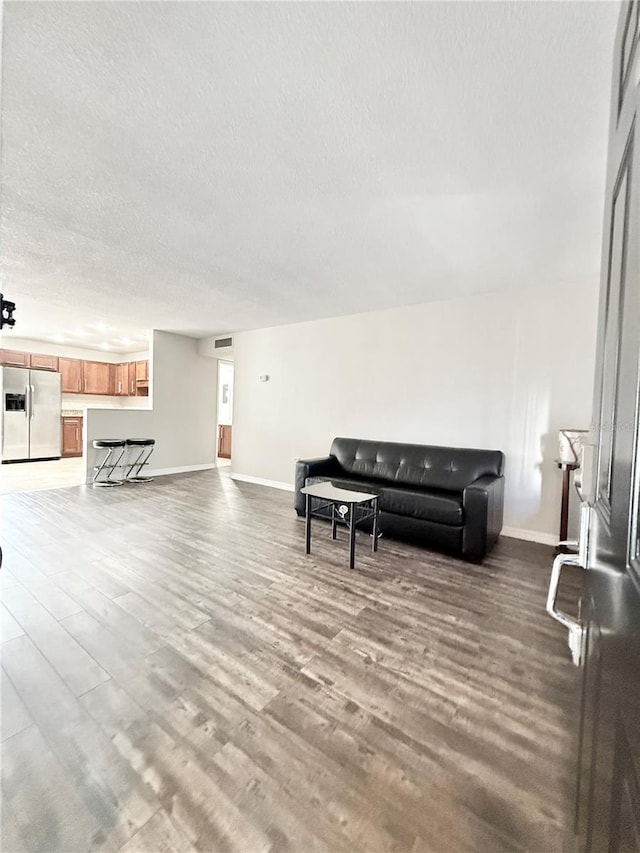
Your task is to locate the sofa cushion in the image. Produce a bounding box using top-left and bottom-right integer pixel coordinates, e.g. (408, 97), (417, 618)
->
(305, 475), (463, 526)
(330, 437), (504, 493)
(379, 486), (463, 526)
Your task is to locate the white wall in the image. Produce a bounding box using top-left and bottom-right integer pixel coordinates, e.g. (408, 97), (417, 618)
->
(231, 280), (598, 542)
(84, 330), (217, 479)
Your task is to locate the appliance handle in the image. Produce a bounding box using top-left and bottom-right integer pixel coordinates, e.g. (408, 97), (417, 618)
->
(30, 384), (35, 419)
(25, 385), (30, 418)
(546, 552), (582, 632)
(545, 503), (592, 666)
(577, 503), (592, 567)
(546, 552), (584, 665)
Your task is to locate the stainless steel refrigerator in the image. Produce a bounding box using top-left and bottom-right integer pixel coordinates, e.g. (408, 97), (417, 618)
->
(1, 367), (61, 462)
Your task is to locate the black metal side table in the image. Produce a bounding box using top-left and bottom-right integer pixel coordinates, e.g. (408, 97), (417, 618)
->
(301, 481), (380, 569)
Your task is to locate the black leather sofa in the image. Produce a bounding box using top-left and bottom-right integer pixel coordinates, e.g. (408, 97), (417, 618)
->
(295, 437), (505, 562)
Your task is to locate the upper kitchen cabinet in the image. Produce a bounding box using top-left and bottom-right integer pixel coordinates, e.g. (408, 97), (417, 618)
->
(135, 360), (149, 396)
(3, 347), (148, 397)
(128, 361), (136, 395)
(83, 361), (114, 395)
(30, 354), (59, 371)
(117, 361), (149, 396)
(0, 349), (58, 370)
(135, 360), (148, 381)
(114, 362), (129, 396)
(59, 357), (83, 393)
(0, 348), (30, 367)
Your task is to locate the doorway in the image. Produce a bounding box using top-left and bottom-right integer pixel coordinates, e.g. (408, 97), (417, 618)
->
(216, 360), (234, 466)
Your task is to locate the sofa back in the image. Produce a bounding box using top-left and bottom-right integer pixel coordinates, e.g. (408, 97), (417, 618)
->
(330, 437), (504, 493)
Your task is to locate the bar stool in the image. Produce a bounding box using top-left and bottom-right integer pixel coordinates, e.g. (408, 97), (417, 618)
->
(92, 439), (126, 487)
(124, 438), (155, 483)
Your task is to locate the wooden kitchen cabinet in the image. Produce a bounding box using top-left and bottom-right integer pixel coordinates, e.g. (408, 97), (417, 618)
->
(2, 347), (146, 398)
(30, 353), (59, 371)
(61, 416), (83, 457)
(59, 358), (83, 393)
(0, 348), (30, 367)
(128, 362), (136, 395)
(135, 360), (149, 396)
(122, 360), (147, 396)
(218, 425), (232, 459)
(83, 361), (114, 395)
(114, 362), (129, 396)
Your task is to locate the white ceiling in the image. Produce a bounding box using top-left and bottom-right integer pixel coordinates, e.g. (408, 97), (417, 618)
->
(1, 1), (618, 341)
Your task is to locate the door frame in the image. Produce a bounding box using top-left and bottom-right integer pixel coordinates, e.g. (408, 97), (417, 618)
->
(575, 3), (640, 850)
(216, 359), (234, 462)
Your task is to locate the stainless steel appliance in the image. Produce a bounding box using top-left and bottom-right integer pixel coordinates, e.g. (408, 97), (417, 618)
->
(1, 366), (61, 462)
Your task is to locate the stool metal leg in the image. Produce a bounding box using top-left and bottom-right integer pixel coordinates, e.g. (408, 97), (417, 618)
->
(93, 446), (125, 487)
(106, 446), (126, 484)
(125, 446), (155, 483)
(93, 448), (112, 484)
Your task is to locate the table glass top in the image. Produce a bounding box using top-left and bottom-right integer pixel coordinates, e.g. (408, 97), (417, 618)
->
(301, 481), (377, 503)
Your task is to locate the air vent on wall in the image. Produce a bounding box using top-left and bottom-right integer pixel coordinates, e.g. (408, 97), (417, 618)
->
(214, 337), (233, 349)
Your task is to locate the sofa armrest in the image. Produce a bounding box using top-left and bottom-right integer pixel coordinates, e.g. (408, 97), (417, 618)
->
(294, 456), (341, 515)
(462, 474), (505, 561)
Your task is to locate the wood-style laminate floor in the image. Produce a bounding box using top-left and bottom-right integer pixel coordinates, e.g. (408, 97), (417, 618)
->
(0, 469), (581, 853)
(0, 457), (85, 495)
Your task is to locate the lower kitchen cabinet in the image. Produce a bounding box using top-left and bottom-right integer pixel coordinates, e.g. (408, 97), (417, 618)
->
(61, 417), (83, 457)
(218, 424), (232, 459)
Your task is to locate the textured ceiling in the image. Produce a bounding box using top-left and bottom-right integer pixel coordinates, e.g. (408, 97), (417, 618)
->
(0, 1), (618, 341)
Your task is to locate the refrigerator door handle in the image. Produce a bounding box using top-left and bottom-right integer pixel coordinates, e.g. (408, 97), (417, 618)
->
(546, 504), (591, 666)
(30, 384), (35, 419)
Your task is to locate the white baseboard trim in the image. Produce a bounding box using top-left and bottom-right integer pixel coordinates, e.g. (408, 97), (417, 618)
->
(230, 472), (295, 492)
(84, 462), (217, 484)
(502, 526), (558, 547)
(227, 479), (560, 545)
(144, 463), (218, 477)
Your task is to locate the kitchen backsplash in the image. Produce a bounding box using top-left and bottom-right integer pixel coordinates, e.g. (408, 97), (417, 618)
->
(61, 393), (150, 410)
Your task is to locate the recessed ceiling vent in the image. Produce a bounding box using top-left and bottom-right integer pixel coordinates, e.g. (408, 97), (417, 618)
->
(197, 333), (235, 359)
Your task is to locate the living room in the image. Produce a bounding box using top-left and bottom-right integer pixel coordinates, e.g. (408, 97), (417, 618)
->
(2, 2), (637, 852)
